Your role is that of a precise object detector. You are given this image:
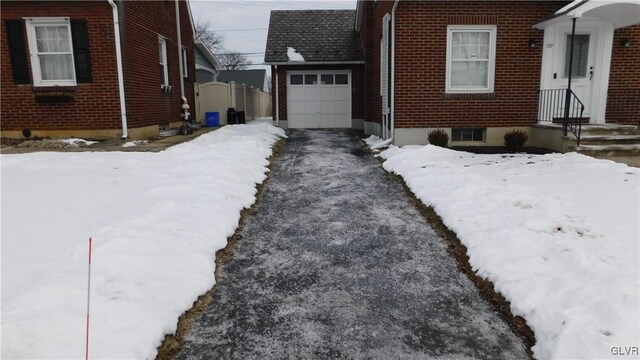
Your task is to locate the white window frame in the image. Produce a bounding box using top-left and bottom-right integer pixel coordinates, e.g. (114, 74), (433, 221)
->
(181, 46), (188, 78)
(159, 36), (169, 87)
(446, 25), (497, 94)
(25, 17), (77, 87)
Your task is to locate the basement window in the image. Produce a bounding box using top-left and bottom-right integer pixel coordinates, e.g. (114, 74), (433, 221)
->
(451, 128), (484, 142)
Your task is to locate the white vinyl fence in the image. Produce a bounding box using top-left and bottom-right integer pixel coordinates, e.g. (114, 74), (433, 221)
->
(194, 81), (271, 125)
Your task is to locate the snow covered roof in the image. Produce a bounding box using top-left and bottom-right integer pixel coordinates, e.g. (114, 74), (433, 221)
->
(264, 10), (364, 64)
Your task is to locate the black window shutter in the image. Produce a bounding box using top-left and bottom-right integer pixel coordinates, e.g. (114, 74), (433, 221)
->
(71, 19), (93, 83)
(5, 20), (30, 84)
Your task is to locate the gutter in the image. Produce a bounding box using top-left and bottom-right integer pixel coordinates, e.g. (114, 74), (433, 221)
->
(108, 0), (128, 138)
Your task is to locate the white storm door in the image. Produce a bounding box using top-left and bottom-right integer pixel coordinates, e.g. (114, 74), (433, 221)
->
(551, 29), (596, 119)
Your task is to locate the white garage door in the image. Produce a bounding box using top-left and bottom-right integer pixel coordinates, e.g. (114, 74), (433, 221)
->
(287, 72), (351, 128)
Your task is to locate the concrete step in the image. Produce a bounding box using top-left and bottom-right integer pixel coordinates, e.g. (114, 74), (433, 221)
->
(565, 134), (640, 145)
(571, 144), (640, 157)
(580, 125), (640, 136)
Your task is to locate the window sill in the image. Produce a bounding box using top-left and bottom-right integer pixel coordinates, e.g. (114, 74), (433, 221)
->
(444, 92), (495, 100)
(33, 85), (76, 92)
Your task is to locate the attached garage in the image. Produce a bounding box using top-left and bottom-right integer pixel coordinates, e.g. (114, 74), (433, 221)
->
(287, 72), (351, 128)
(265, 10), (364, 130)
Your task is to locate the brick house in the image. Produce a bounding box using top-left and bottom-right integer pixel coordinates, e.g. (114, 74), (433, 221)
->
(1, 0), (196, 140)
(266, 0), (640, 151)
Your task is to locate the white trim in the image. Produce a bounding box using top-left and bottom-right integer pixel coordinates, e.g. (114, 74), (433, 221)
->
(158, 36), (169, 87)
(181, 46), (188, 78)
(445, 25), (497, 94)
(24, 17), (77, 87)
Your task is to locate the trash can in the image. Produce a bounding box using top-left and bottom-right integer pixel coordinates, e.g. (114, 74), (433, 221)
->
(227, 108), (237, 125)
(205, 112), (219, 127)
(236, 111), (246, 124)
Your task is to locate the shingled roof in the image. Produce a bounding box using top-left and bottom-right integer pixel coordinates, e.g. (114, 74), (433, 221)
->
(264, 10), (364, 64)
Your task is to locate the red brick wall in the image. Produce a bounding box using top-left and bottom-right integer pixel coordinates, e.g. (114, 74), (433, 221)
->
(360, 1), (395, 126)
(271, 64), (364, 122)
(121, 0), (195, 129)
(1, 1), (120, 132)
(391, 1), (568, 129)
(0, 0), (196, 135)
(606, 25), (640, 125)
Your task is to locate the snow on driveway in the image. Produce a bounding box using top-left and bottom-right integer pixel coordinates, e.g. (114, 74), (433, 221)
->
(1, 123), (285, 359)
(376, 142), (640, 360)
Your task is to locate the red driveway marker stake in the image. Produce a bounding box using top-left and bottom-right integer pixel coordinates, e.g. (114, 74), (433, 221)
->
(85, 237), (92, 360)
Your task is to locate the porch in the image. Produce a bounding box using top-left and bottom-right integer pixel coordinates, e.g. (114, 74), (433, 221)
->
(531, 122), (640, 157)
(533, 0), (640, 148)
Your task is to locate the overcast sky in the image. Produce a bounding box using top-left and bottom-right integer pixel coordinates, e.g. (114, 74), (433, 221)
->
(189, 0), (357, 76)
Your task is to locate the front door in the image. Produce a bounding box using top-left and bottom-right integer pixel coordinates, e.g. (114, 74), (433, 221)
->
(550, 25), (597, 120)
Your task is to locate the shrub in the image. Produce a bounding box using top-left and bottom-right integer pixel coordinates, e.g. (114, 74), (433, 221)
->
(427, 129), (449, 147)
(504, 129), (529, 151)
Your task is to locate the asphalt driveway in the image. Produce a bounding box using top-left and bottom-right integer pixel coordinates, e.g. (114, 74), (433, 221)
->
(176, 130), (528, 359)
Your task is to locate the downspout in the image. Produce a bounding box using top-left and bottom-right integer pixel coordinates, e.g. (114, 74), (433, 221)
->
(371, 0), (399, 149)
(175, 0), (185, 99)
(175, 0), (190, 120)
(390, 0), (399, 142)
(274, 65), (279, 127)
(108, 0), (128, 138)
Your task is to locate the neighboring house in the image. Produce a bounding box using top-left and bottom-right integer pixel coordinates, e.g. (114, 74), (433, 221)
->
(1, 0), (196, 140)
(194, 40), (221, 83)
(217, 69), (269, 92)
(265, 1), (640, 151)
(265, 10), (365, 129)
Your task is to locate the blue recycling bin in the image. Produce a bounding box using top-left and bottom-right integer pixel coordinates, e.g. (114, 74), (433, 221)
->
(205, 112), (220, 127)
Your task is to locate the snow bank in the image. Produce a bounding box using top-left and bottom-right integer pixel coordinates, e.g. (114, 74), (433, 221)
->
(1, 123), (285, 359)
(287, 47), (305, 62)
(58, 138), (98, 146)
(378, 145), (640, 359)
(122, 140), (149, 148)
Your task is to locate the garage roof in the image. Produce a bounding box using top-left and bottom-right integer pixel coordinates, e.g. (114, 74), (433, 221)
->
(265, 10), (364, 64)
(217, 70), (267, 91)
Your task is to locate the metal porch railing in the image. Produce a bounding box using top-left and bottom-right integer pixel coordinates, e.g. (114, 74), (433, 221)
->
(538, 88), (586, 146)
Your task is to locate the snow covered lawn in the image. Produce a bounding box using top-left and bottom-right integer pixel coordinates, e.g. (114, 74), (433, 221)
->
(375, 142), (639, 359)
(1, 123), (285, 359)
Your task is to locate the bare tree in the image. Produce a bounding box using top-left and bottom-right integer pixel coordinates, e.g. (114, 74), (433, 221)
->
(194, 18), (223, 52)
(218, 52), (252, 70)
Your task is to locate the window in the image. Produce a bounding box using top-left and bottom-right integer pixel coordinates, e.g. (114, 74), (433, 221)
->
(335, 74), (348, 84)
(290, 74), (303, 85)
(181, 46), (188, 78)
(25, 17), (76, 86)
(304, 74), (317, 85)
(321, 74), (333, 84)
(563, 34), (589, 78)
(451, 128), (484, 142)
(446, 26), (496, 93)
(159, 36), (168, 87)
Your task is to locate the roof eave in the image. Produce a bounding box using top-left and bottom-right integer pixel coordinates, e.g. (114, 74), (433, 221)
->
(195, 41), (222, 70)
(265, 61), (365, 65)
